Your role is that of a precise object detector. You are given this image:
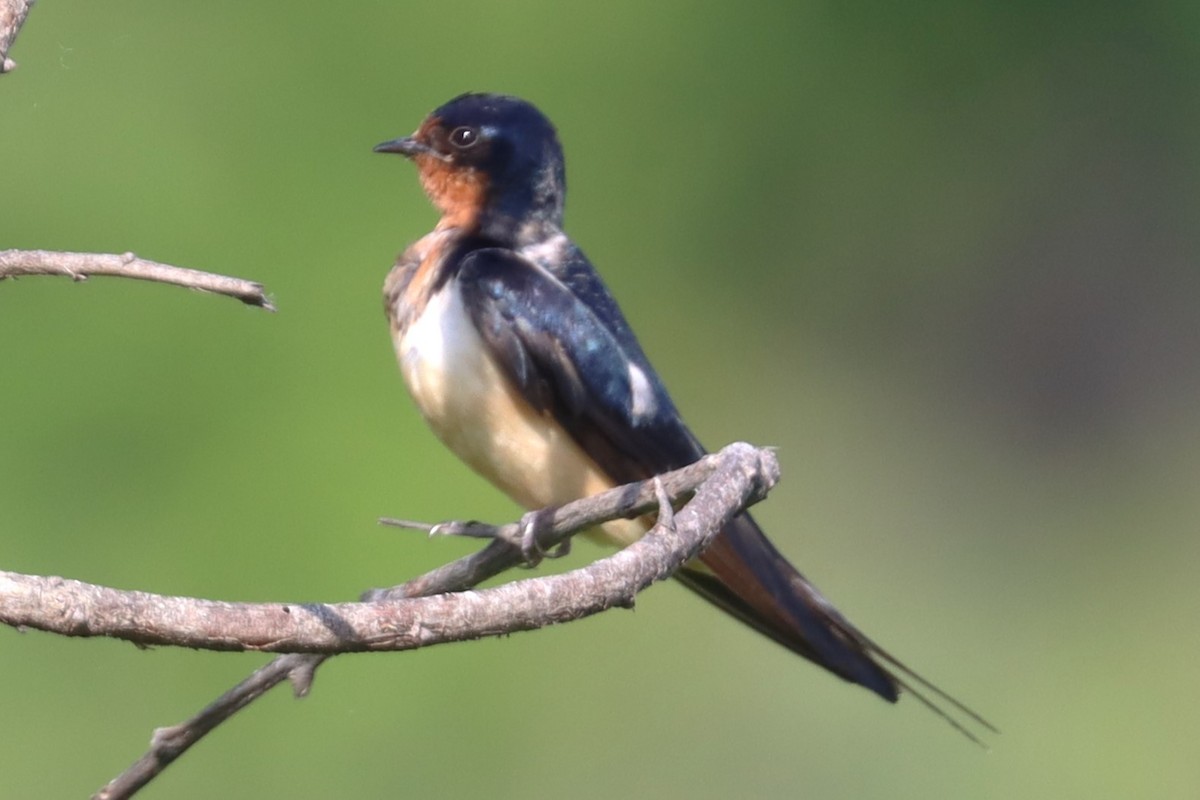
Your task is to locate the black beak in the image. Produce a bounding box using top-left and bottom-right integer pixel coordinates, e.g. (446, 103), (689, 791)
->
(373, 136), (430, 158)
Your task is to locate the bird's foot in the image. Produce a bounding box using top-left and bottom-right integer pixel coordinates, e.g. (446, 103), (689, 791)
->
(514, 507), (570, 567)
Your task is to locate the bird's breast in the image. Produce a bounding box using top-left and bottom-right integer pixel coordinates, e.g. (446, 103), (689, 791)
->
(394, 281), (647, 545)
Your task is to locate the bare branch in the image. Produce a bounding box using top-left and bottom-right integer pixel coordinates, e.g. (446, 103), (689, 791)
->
(0, 250), (275, 310)
(4, 444), (776, 651)
(87, 442), (778, 800)
(0, 0), (34, 73)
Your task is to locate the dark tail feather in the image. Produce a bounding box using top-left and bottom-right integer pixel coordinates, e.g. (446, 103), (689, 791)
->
(853, 632), (1000, 747)
(675, 512), (996, 744)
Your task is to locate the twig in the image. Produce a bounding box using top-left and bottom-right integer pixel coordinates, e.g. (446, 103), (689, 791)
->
(0, 250), (275, 310)
(0, 0), (34, 73)
(373, 444), (729, 596)
(86, 443), (778, 799)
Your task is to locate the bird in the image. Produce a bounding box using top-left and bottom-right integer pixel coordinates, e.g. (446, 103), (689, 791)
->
(375, 92), (992, 741)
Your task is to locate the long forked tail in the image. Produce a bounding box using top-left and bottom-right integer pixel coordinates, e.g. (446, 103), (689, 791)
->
(675, 512), (998, 745)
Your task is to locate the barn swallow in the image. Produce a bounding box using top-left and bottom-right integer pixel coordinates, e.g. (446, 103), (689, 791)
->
(375, 92), (991, 739)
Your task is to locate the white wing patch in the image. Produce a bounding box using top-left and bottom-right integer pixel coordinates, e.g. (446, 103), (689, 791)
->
(628, 363), (657, 422)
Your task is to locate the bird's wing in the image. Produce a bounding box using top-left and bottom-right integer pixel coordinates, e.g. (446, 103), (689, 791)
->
(457, 247), (702, 480)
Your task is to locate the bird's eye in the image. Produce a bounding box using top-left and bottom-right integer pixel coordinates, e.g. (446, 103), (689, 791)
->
(448, 126), (480, 149)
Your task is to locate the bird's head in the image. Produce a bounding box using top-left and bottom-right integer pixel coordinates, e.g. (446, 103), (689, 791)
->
(375, 93), (567, 243)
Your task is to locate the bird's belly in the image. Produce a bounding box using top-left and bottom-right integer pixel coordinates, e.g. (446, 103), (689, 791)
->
(396, 285), (647, 546)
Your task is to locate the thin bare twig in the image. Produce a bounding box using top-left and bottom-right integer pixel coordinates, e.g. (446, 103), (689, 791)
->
(0, 250), (275, 310)
(0, 0), (34, 73)
(87, 443), (779, 800)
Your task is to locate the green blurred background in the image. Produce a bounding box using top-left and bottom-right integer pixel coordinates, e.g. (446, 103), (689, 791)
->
(4, 2), (1198, 797)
